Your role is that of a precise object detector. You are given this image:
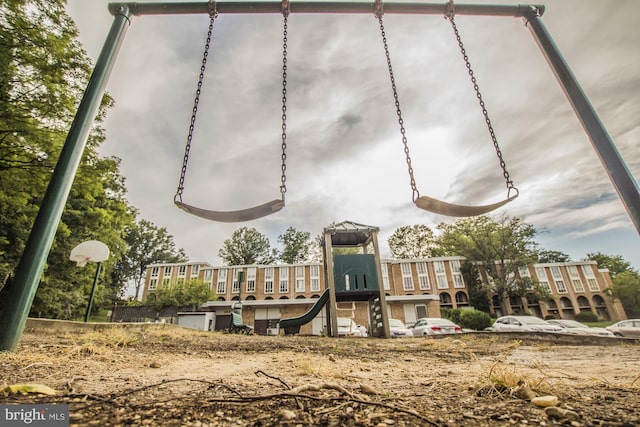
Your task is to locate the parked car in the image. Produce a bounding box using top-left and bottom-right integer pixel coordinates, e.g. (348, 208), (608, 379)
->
(389, 318), (413, 338)
(606, 319), (640, 338)
(337, 317), (362, 337)
(410, 318), (462, 336)
(491, 315), (563, 333)
(546, 319), (614, 337)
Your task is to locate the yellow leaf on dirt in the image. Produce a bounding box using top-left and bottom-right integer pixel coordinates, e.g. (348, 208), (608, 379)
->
(2, 384), (58, 395)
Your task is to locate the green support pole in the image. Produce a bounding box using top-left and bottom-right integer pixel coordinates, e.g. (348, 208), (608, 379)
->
(0, 5), (132, 351)
(84, 262), (103, 323)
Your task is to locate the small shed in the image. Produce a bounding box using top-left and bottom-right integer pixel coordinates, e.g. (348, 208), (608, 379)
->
(177, 312), (216, 331)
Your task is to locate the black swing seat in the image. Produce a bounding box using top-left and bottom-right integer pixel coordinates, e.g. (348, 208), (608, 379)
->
(174, 198), (284, 223)
(415, 193), (518, 217)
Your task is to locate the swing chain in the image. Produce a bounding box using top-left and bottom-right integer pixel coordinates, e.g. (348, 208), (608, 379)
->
(375, 3), (420, 203)
(445, 10), (516, 193)
(280, 3), (290, 198)
(175, 4), (218, 202)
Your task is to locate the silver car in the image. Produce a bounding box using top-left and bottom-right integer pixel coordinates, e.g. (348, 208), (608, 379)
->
(410, 318), (462, 336)
(491, 315), (563, 333)
(606, 319), (640, 337)
(389, 318), (413, 338)
(546, 319), (614, 337)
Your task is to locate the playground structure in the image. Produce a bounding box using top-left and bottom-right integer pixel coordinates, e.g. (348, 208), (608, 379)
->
(280, 221), (391, 338)
(0, 1), (638, 352)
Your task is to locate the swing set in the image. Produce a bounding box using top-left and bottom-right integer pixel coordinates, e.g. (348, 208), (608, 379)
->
(1, 1), (639, 351)
(174, 0), (518, 221)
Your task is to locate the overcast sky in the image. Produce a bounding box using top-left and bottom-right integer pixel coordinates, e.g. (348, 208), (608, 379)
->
(65, 0), (639, 269)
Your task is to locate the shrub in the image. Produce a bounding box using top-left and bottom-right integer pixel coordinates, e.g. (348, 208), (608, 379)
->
(442, 308), (463, 325)
(575, 311), (598, 322)
(459, 310), (492, 331)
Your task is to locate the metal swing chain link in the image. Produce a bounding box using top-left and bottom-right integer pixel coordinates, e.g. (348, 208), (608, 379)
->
(280, 10), (289, 198)
(176, 6), (218, 202)
(376, 11), (420, 203)
(446, 14), (516, 195)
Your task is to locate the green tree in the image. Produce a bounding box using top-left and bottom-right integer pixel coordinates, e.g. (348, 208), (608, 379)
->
(537, 249), (572, 263)
(606, 271), (640, 317)
(278, 227), (312, 264)
(147, 279), (213, 310)
(460, 262), (490, 313)
(113, 219), (188, 301)
(218, 227), (276, 266)
(585, 252), (636, 278)
(0, 0), (138, 319)
(437, 215), (540, 314)
(388, 225), (440, 259)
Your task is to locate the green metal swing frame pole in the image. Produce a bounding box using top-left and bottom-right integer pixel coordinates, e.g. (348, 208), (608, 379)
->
(0, 5), (132, 351)
(1, 1), (638, 351)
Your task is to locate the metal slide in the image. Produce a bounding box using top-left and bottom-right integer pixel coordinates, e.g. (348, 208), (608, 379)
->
(278, 289), (330, 335)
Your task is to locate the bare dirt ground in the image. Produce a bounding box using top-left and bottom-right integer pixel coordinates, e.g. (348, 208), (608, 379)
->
(1, 324), (639, 427)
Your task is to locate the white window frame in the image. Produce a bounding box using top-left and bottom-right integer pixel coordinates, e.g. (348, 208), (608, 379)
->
(381, 263), (390, 291)
(149, 278), (158, 290)
(151, 267), (159, 277)
(232, 268), (242, 294)
(191, 264), (199, 276)
(178, 265), (186, 277)
(279, 266), (289, 293)
(568, 265), (584, 292)
(164, 266), (173, 276)
(535, 267), (552, 293)
(264, 267), (274, 294)
(217, 268), (227, 294)
(401, 263), (414, 291)
(555, 279), (568, 293)
(434, 261), (448, 289)
(162, 277), (170, 288)
(246, 267), (256, 293)
(204, 269), (213, 282)
(310, 265), (321, 292)
(586, 278), (599, 292)
(295, 266), (305, 292)
(416, 262), (430, 290)
(453, 274), (465, 289)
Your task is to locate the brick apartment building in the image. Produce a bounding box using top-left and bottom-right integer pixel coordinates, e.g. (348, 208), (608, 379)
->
(141, 256), (626, 335)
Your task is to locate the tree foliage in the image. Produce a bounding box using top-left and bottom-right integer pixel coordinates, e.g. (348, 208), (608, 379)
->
(387, 225), (440, 259)
(112, 219), (188, 301)
(147, 279), (212, 310)
(218, 227), (276, 266)
(460, 262), (490, 313)
(585, 252), (636, 278)
(536, 249), (572, 263)
(278, 227), (312, 264)
(438, 215), (540, 310)
(0, 0), (141, 319)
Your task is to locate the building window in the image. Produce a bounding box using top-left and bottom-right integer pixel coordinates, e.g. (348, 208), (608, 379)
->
(149, 278), (157, 290)
(279, 266), (289, 293)
(401, 263), (414, 291)
(217, 268), (227, 294)
(381, 263), (390, 290)
(232, 268), (242, 294)
(246, 267), (256, 293)
(204, 269), (213, 282)
(518, 266), (530, 278)
(453, 274), (465, 288)
(178, 265), (186, 277)
(162, 278), (170, 288)
(295, 266), (305, 292)
(550, 266), (568, 293)
(451, 260), (464, 288)
(435, 261), (448, 289)
(151, 267), (159, 277)
(535, 267), (552, 293)
(265, 267), (274, 294)
(310, 265), (320, 291)
(164, 266), (173, 276)
(176, 278), (185, 286)
(587, 278), (599, 292)
(416, 262), (430, 290)
(581, 264), (595, 278)
(555, 280), (568, 293)
(191, 265), (199, 276)
(567, 265), (584, 292)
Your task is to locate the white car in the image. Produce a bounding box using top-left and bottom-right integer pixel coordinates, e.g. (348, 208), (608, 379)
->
(491, 315), (563, 333)
(337, 317), (362, 337)
(410, 318), (462, 336)
(546, 319), (614, 337)
(389, 318), (413, 338)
